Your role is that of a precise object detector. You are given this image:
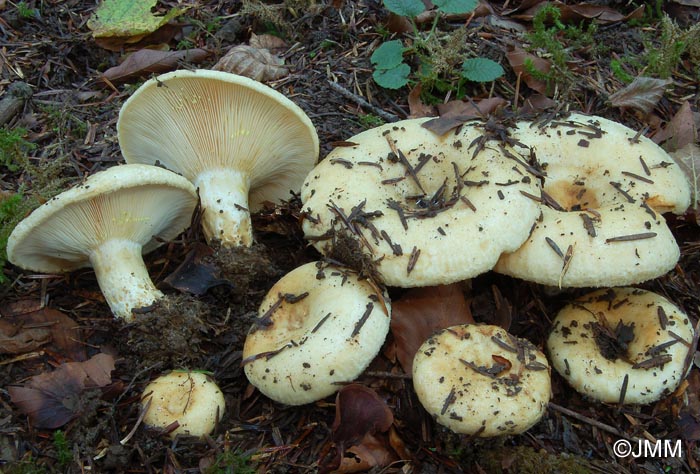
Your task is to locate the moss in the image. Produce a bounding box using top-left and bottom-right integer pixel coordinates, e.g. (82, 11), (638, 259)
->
(464, 445), (595, 474)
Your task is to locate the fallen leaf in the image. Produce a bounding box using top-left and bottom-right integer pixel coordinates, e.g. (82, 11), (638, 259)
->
(608, 77), (672, 115)
(407, 83), (436, 118)
(334, 433), (397, 473)
(0, 319), (50, 354)
(159, 243), (231, 295)
(94, 23), (182, 52)
(390, 284), (474, 374)
(669, 143), (700, 224)
(652, 101), (697, 150)
(8, 353), (115, 429)
(249, 32), (287, 52)
(505, 48), (550, 95)
(101, 48), (210, 84)
(422, 97), (508, 135)
(519, 93), (558, 114)
(678, 369), (700, 440)
(513, 1), (645, 25)
(88, 0), (187, 39)
(213, 44), (289, 82)
(332, 384), (393, 445)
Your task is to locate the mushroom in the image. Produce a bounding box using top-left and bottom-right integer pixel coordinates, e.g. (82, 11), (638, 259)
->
(141, 371), (225, 438)
(117, 69), (319, 247)
(301, 117), (541, 287)
(242, 261), (391, 405)
(412, 324), (552, 436)
(495, 113), (691, 288)
(547, 287), (695, 404)
(7, 164), (197, 320)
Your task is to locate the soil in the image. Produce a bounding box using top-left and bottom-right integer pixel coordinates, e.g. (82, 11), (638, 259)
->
(1, 1), (700, 473)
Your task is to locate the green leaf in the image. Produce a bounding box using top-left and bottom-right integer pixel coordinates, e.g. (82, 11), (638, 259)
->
(433, 0), (478, 14)
(383, 0), (425, 18)
(373, 64), (411, 89)
(370, 40), (406, 70)
(461, 58), (504, 82)
(87, 0), (187, 38)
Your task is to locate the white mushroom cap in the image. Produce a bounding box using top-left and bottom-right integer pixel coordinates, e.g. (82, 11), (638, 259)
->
(242, 261), (391, 405)
(547, 287), (695, 404)
(495, 113), (691, 287)
(141, 371), (225, 438)
(412, 324), (552, 436)
(117, 69), (319, 247)
(7, 164), (197, 320)
(301, 117), (541, 287)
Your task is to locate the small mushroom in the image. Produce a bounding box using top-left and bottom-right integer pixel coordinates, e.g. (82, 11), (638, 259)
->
(495, 113), (691, 287)
(301, 118), (541, 287)
(7, 164), (197, 320)
(117, 69), (319, 247)
(547, 287), (695, 404)
(242, 261), (391, 405)
(141, 371), (225, 438)
(412, 324), (552, 436)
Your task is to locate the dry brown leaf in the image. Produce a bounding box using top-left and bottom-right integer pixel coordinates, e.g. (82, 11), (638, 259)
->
(608, 77), (672, 115)
(213, 45), (288, 82)
(332, 384), (393, 445)
(334, 433), (397, 473)
(390, 283), (474, 374)
(101, 48), (210, 84)
(505, 48), (550, 95)
(678, 369), (700, 440)
(669, 143), (700, 224)
(407, 84), (437, 119)
(652, 101), (698, 149)
(8, 353), (115, 429)
(422, 97), (508, 135)
(514, 1), (645, 25)
(0, 319), (50, 354)
(249, 32), (287, 52)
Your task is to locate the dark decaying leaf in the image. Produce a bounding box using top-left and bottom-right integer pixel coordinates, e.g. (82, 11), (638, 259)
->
(0, 305), (85, 361)
(422, 97), (508, 135)
(608, 77), (672, 115)
(335, 433), (398, 473)
(653, 101), (698, 150)
(678, 370), (700, 440)
(8, 353), (115, 429)
(505, 48), (550, 95)
(101, 48), (210, 84)
(670, 144), (700, 225)
(390, 283), (474, 374)
(509, 1), (644, 25)
(407, 83), (437, 119)
(159, 243), (231, 295)
(332, 384), (393, 445)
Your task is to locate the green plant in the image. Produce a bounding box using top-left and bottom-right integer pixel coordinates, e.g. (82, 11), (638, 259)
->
(610, 58), (634, 83)
(371, 0), (504, 90)
(204, 449), (256, 474)
(53, 430), (72, 467)
(642, 15), (700, 79)
(356, 113), (385, 128)
(15, 1), (38, 19)
(0, 127), (36, 171)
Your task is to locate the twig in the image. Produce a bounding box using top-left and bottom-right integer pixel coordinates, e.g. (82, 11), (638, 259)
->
(327, 81), (399, 122)
(548, 402), (640, 442)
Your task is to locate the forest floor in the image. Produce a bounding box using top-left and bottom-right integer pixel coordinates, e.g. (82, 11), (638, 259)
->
(1, 0), (700, 473)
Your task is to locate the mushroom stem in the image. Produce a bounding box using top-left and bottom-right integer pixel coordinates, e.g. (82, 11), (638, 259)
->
(89, 239), (164, 321)
(195, 168), (253, 247)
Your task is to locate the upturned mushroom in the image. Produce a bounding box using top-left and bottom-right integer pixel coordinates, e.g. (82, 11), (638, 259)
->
(547, 287), (695, 404)
(141, 371), (225, 438)
(7, 164), (197, 320)
(117, 69), (319, 247)
(412, 324), (552, 436)
(242, 261), (391, 405)
(301, 117), (541, 287)
(495, 113), (691, 288)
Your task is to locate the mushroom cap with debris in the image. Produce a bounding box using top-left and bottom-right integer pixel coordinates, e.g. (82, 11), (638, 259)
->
(547, 287), (695, 404)
(301, 117), (541, 287)
(412, 324), (552, 436)
(242, 261), (391, 405)
(495, 113), (691, 288)
(117, 69), (319, 247)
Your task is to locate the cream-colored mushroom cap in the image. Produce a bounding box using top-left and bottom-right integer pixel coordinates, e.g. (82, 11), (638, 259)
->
(242, 261), (391, 405)
(141, 371), (225, 438)
(301, 117), (541, 287)
(117, 69), (319, 247)
(412, 324), (551, 436)
(7, 164), (197, 320)
(547, 287), (695, 404)
(495, 113), (691, 287)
